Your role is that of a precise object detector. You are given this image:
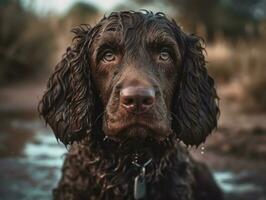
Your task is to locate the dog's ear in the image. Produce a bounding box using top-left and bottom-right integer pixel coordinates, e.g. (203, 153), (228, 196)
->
(39, 25), (99, 145)
(172, 28), (219, 146)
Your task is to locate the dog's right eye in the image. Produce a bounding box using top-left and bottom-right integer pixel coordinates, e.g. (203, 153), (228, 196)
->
(102, 49), (115, 62)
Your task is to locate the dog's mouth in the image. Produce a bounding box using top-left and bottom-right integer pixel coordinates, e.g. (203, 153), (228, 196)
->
(102, 120), (175, 159)
(103, 116), (172, 142)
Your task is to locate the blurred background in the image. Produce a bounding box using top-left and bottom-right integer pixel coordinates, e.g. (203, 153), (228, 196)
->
(0, 0), (266, 199)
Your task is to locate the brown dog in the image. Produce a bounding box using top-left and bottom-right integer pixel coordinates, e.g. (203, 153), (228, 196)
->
(39, 11), (222, 200)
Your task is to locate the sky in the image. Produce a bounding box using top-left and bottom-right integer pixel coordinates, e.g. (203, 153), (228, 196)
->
(22, 0), (126, 15)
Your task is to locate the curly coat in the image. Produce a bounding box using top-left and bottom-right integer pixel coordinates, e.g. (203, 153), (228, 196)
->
(39, 11), (222, 200)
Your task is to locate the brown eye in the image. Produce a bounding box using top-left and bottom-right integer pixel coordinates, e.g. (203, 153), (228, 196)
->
(159, 49), (171, 61)
(102, 50), (115, 62)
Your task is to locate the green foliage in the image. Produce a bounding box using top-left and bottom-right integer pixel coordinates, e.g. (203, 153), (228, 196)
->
(68, 2), (98, 18)
(173, 0), (264, 41)
(0, 0), (55, 84)
(135, 0), (265, 41)
(62, 2), (99, 25)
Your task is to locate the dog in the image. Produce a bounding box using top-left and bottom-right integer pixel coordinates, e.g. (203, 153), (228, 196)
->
(39, 10), (222, 200)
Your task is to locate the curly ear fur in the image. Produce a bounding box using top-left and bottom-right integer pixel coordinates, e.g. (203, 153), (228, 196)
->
(172, 30), (219, 146)
(39, 25), (99, 145)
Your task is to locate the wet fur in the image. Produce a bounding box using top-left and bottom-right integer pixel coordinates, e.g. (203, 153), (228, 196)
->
(39, 11), (222, 200)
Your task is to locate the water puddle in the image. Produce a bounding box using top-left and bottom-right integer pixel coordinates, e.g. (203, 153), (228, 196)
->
(0, 114), (66, 200)
(214, 171), (266, 200)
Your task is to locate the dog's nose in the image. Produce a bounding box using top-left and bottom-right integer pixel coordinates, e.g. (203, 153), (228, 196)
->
(120, 87), (155, 113)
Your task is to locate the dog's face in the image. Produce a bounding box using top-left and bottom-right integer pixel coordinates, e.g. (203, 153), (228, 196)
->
(40, 11), (219, 146)
(90, 14), (181, 140)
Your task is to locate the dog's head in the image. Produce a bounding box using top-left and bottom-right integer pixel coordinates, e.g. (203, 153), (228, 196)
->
(39, 11), (219, 146)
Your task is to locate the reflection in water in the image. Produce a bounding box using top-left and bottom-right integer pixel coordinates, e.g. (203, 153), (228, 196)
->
(0, 114), (265, 200)
(24, 131), (66, 168)
(0, 115), (66, 200)
(215, 171), (263, 193)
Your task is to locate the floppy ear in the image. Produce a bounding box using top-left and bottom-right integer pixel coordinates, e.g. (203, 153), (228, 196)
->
(39, 25), (99, 145)
(172, 32), (219, 146)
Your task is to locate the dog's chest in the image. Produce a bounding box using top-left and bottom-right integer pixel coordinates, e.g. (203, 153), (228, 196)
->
(87, 157), (193, 200)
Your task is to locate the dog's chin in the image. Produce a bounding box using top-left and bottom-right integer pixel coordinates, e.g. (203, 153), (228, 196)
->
(103, 122), (171, 143)
(103, 123), (174, 158)
(121, 125), (153, 140)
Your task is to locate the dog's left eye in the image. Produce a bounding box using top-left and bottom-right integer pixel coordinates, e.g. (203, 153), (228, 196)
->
(102, 49), (115, 62)
(159, 49), (171, 61)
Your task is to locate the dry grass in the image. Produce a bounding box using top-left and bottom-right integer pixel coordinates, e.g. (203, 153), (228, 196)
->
(207, 27), (266, 111)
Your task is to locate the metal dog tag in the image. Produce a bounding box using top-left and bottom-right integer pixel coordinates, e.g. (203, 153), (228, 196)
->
(132, 157), (152, 200)
(134, 173), (146, 199)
